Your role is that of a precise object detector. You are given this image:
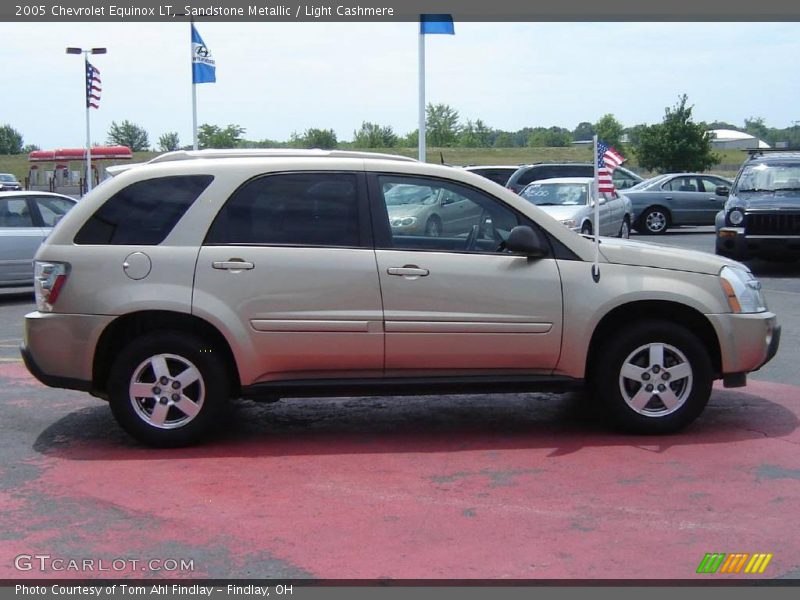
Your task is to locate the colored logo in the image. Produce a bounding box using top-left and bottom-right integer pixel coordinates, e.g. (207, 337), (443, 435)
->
(697, 553), (773, 574)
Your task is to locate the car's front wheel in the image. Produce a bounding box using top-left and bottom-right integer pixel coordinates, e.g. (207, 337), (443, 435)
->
(591, 320), (713, 433)
(108, 332), (230, 446)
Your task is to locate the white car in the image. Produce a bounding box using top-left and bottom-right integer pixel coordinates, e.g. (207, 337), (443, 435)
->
(0, 191), (76, 287)
(519, 177), (633, 238)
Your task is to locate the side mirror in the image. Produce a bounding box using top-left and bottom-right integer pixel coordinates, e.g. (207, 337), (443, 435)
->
(505, 225), (547, 257)
(716, 186), (730, 197)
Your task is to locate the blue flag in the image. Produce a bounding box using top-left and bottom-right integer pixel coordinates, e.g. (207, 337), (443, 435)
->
(420, 14), (455, 35)
(191, 24), (216, 84)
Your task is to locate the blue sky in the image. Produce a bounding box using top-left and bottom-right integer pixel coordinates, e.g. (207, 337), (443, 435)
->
(2, 21), (799, 149)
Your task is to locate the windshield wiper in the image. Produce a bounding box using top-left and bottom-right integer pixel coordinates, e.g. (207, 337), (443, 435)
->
(534, 202), (557, 206)
(737, 188), (773, 193)
(774, 187), (800, 191)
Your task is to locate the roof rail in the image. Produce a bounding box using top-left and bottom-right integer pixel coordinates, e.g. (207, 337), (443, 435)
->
(744, 148), (800, 158)
(147, 149), (417, 164)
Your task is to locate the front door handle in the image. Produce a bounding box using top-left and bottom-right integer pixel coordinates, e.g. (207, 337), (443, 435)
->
(212, 259), (254, 270)
(387, 266), (429, 277)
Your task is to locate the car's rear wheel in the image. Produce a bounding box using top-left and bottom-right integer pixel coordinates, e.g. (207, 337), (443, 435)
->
(638, 207), (670, 234)
(580, 222), (592, 235)
(591, 320), (713, 433)
(618, 217), (631, 239)
(108, 332), (230, 447)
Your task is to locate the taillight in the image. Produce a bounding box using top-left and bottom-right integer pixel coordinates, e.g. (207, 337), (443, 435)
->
(34, 261), (70, 311)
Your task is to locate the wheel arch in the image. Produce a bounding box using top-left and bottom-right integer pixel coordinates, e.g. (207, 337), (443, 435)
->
(586, 300), (722, 382)
(92, 311), (241, 399)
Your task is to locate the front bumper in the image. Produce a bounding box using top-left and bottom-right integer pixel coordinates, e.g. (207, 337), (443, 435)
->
(717, 227), (800, 259)
(706, 311), (780, 377)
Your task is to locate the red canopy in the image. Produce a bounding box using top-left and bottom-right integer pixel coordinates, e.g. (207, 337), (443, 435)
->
(29, 146), (133, 162)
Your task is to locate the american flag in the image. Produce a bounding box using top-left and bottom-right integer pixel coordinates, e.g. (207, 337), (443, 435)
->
(596, 140), (625, 193)
(86, 62), (101, 109)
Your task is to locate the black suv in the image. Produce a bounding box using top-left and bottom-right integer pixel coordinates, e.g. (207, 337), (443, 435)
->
(715, 151), (800, 261)
(506, 163), (642, 194)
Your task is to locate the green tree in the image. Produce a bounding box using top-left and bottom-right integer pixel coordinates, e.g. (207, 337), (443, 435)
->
(633, 94), (719, 173)
(0, 124), (24, 154)
(744, 116), (769, 142)
(402, 129), (419, 148)
(493, 132), (514, 147)
(526, 126), (572, 147)
(21, 143), (40, 154)
(426, 103), (460, 147)
(158, 131), (180, 152)
(106, 120), (150, 151)
(197, 124), (245, 149)
(572, 121), (595, 142)
(352, 122), (398, 148)
(595, 114), (624, 149)
(458, 118), (492, 147)
(291, 128), (338, 149)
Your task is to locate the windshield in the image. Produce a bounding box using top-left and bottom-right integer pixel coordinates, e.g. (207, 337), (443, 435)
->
(0, 174), (17, 182)
(735, 163), (800, 192)
(383, 184), (438, 206)
(520, 182), (588, 206)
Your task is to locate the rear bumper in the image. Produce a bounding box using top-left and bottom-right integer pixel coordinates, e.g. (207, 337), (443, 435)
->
(22, 311), (114, 392)
(716, 227), (800, 259)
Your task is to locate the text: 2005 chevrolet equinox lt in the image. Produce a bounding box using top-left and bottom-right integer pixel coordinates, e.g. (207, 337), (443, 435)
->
(21, 150), (780, 446)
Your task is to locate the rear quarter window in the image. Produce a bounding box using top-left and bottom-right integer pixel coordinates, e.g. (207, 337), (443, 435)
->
(74, 175), (213, 245)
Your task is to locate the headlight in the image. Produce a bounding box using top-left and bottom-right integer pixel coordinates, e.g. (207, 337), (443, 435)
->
(559, 219), (577, 228)
(726, 208), (745, 226)
(390, 216), (417, 227)
(719, 266), (766, 313)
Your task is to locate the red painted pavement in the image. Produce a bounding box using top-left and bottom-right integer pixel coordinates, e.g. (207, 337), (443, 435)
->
(1, 362), (798, 580)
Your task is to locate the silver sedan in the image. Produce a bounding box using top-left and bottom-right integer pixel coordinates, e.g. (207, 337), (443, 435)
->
(0, 191), (76, 287)
(518, 177), (633, 238)
(626, 173), (733, 234)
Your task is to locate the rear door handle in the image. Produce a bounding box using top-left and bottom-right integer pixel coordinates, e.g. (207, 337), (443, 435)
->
(212, 259), (254, 270)
(387, 266), (429, 277)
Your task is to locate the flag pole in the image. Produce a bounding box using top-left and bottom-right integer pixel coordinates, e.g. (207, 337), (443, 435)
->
(418, 27), (426, 162)
(191, 19), (198, 151)
(84, 52), (93, 193)
(592, 134), (600, 282)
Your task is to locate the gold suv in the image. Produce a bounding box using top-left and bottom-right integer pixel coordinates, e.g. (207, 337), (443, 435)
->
(21, 150), (780, 446)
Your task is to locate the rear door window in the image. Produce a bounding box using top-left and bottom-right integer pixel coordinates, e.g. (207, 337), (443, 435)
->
(34, 196), (75, 227)
(205, 172), (364, 247)
(74, 175), (213, 245)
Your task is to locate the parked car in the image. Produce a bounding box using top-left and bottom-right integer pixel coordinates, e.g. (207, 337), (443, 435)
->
(625, 173), (733, 234)
(385, 182), (484, 237)
(0, 191), (76, 287)
(21, 149), (779, 446)
(506, 163), (643, 194)
(715, 151), (800, 261)
(0, 173), (23, 192)
(462, 165), (520, 186)
(518, 177), (633, 238)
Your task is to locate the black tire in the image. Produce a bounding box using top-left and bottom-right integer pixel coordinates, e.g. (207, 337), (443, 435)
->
(590, 320), (713, 434)
(108, 331), (230, 447)
(637, 207), (670, 235)
(425, 216), (442, 237)
(580, 222), (592, 235)
(618, 217), (631, 239)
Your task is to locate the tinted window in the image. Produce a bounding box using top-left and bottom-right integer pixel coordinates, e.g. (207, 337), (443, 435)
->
(612, 170), (638, 189)
(518, 167), (552, 185)
(75, 175), (212, 245)
(206, 172), (361, 247)
(470, 168), (515, 185)
(35, 197), (75, 227)
(562, 166), (593, 178)
(377, 175), (521, 254)
(0, 198), (33, 227)
(661, 176), (698, 192)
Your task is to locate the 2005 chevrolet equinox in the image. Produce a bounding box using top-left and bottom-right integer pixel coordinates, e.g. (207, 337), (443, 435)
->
(21, 150), (780, 446)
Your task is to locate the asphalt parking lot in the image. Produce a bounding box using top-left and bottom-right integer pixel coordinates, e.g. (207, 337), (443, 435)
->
(1, 227), (798, 580)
